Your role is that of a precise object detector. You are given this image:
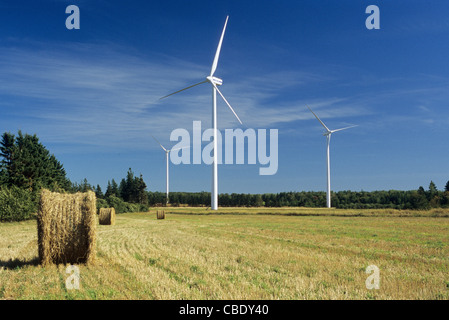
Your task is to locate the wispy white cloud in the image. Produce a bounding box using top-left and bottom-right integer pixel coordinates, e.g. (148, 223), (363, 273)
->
(0, 40), (377, 152)
(0, 42), (211, 149)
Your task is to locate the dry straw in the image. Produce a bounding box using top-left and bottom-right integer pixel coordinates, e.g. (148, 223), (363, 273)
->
(157, 210), (165, 220)
(99, 207), (116, 225)
(37, 189), (97, 265)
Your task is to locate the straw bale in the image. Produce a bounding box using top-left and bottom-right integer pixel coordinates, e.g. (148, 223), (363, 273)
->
(37, 189), (97, 265)
(157, 210), (165, 220)
(99, 207), (116, 225)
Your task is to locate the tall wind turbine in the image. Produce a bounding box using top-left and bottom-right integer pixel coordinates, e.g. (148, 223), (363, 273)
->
(153, 136), (188, 205)
(159, 16), (242, 210)
(307, 105), (357, 208)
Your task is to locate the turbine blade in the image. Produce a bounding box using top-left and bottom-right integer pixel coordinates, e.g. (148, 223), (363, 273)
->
(307, 105), (330, 132)
(212, 83), (243, 125)
(160, 80), (208, 100)
(152, 135), (167, 151)
(331, 125), (358, 133)
(210, 16), (229, 77)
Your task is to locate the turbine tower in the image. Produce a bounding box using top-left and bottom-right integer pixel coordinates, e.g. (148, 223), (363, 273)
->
(307, 105), (357, 208)
(159, 16), (242, 210)
(153, 136), (188, 205)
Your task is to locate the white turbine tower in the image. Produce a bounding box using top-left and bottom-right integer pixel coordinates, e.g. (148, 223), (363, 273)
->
(307, 105), (357, 208)
(159, 16), (242, 210)
(153, 136), (188, 206)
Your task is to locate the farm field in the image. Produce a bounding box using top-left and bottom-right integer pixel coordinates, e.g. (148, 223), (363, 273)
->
(1, 207), (449, 300)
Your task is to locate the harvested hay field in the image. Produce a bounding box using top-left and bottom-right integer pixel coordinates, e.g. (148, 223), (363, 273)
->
(1, 208), (448, 300)
(99, 208), (116, 225)
(37, 189), (97, 265)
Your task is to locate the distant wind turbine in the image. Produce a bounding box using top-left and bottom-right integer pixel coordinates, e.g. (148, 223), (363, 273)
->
(153, 136), (189, 205)
(307, 105), (357, 208)
(159, 16), (242, 210)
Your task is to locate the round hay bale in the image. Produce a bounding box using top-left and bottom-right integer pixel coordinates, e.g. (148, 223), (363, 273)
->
(37, 189), (97, 265)
(156, 210), (165, 220)
(99, 207), (116, 225)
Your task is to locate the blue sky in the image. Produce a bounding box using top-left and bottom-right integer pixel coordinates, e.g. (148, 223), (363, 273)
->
(1, 0), (448, 194)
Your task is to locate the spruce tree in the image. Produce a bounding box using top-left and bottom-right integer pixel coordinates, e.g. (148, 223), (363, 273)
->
(105, 180), (113, 198)
(95, 184), (103, 199)
(119, 178), (128, 201)
(0, 132), (15, 186)
(137, 174), (148, 204)
(429, 181), (438, 193)
(428, 181), (438, 200)
(0, 131), (70, 191)
(111, 179), (119, 197)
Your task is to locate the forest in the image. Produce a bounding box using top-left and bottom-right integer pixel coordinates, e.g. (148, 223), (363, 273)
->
(146, 184), (448, 210)
(1, 131), (448, 221)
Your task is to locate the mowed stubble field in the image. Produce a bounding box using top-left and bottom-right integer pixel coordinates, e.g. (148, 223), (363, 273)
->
(1, 207), (448, 300)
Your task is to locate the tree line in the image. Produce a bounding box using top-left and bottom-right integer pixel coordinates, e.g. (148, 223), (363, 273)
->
(146, 181), (449, 210)
(1, 130), (448, 221)
(71, 168), (149, 214)
(0, 131), (149, 221)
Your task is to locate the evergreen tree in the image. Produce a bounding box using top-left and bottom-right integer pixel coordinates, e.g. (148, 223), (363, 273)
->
(445, 181), (449, 192)
(111, 179), (119, 197)
(427, 181), (440, 207)
(429, 181), (438, 194)
(118, 168), (148, 204)
(0, 132), (15, 185)
(105, 180), (113, 198)
(125, 168), (138, 203)
(80, 178), (92, 192)
(137, 174), (148, 204)
(0, 131), (70, 191)
(95, 184), (103, 199)
(418, 186), (426, 195)
(119, 177), (128, 201)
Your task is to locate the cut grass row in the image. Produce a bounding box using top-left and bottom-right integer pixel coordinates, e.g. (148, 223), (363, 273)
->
(159, 206), (449, 217)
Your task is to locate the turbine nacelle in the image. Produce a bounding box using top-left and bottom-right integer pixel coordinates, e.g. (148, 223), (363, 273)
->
(206, 76), (223, 86)
(307, 105), (356, 137)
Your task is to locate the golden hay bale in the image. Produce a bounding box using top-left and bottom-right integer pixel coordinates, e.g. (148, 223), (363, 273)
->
(37, 189), (97, 265)
(99, 207), (116, 225)
(156, 210), (165, 220)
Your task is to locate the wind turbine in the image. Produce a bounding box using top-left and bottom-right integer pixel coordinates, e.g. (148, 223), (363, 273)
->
(159, 16), (242, 210)
(153, 136), (188, 206)
(307, 105), (357, 208)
